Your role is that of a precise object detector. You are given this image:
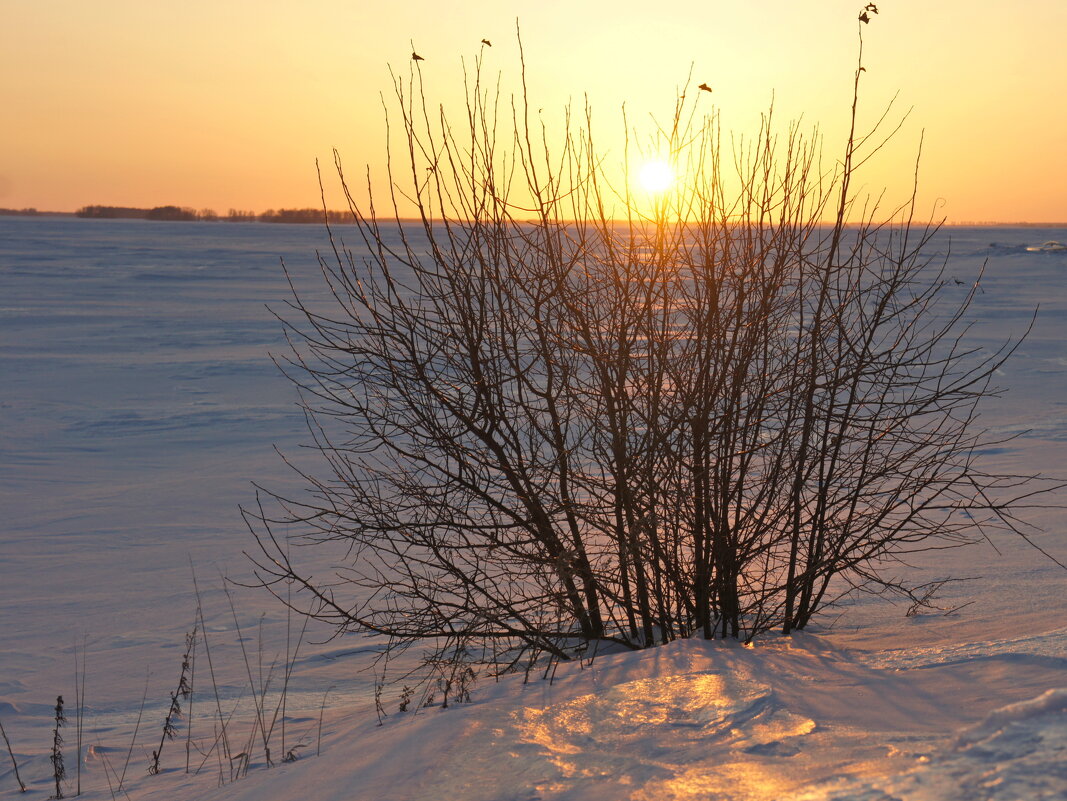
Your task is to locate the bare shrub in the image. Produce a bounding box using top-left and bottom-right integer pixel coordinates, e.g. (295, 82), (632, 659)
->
(245, 25), (1060, 682)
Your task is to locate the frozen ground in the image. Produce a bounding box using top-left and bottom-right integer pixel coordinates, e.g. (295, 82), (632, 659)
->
(1, 218), (1065, 799)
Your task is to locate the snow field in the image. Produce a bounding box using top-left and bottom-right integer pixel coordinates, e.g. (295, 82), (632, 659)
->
(1, 219), (1065, 799)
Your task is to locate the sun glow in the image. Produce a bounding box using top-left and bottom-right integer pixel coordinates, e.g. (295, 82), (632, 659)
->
(638, 160), (675, 194)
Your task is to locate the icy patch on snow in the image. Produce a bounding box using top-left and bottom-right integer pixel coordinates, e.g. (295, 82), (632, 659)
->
(856, 625), (1067, 670)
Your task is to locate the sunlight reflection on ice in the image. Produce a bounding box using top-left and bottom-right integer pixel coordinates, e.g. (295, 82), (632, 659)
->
(516, 670), (815, 797)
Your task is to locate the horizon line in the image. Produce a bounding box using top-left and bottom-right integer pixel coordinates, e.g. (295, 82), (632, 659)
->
(3, 207), (1067, 228)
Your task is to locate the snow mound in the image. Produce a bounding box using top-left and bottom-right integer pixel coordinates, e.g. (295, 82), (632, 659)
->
(903, 690), (1067, 801)
(816, 689), (1067, 801)
(955, 687), (1067, 747)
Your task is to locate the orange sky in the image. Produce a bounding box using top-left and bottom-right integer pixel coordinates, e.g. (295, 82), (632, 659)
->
(3, 1), (1065, 222)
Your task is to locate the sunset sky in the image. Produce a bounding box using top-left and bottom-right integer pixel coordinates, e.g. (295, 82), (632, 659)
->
(3, 0), (1065, 222)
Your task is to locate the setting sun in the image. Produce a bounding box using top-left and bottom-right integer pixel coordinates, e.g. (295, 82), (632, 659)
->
(638, 160), (675, 193)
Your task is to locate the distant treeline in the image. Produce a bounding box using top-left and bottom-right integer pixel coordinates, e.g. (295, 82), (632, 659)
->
(0, 207), (73, 217)
(73, 205), (356, 224)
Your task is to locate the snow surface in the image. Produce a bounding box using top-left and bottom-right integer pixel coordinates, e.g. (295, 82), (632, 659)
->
(1, 218), (1066, 800)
